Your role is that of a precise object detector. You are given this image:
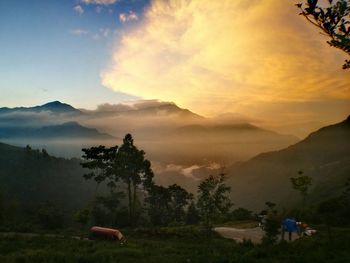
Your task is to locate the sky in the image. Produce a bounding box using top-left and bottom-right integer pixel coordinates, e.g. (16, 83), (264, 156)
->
(1, 0), (349, 128)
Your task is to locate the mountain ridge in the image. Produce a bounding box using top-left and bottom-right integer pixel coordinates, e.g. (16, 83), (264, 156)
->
(226, 115), (350, 210)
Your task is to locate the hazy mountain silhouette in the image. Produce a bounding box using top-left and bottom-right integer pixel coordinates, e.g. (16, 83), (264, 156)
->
(0, 101), (81, 115)
(0, 121), (114, 140)
(226, 115), (350, 210)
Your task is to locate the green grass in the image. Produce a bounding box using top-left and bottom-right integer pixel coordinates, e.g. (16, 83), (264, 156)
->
(0, 226), (350, 263)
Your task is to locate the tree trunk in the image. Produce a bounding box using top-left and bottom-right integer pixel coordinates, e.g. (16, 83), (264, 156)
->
(132, 181), (137, 226)
(127, 179), (132, 225)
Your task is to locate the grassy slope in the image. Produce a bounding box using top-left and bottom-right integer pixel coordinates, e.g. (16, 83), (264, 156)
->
(0, 226), (349, 263)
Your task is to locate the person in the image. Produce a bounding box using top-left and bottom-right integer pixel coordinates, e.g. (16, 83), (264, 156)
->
(281, 217), (300, 241)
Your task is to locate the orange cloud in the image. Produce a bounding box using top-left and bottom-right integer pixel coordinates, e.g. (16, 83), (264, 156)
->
(101, 0), (350, 120)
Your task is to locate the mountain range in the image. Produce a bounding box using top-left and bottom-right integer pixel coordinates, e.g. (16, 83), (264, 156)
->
(0, 101), (81, 115)
(0, 101), (299, 162)
(0, 115), (348, 215)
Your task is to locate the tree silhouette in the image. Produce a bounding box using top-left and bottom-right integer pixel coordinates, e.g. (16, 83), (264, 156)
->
(112, 134), (154, 226)
(290, 171), (313, 206)
(146, 184), (192, 226)
(81, 145), (118, 188)
(297, 0), (350, 69)
(186, 201), (200, 225)
(81, 134), (154, 226)
(197, 173), (232, 237)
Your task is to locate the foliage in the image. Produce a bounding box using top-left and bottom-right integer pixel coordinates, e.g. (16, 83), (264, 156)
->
(317, 178), (350, 227)
(197, 173), (232, 236)
(81, 145), (118, 186)
(297, 0), (350, 69)
(262, 202), (281, 245)
(73, 208), (90, 228)
(37, 202), (64, 230)
(146, 184), (192, 226)
(186, 201), (200, 225)
(113, 134), (154, 225)
(0, 143), (97, 229)
(81, 134), (154, 226)
(231, 207), (253, 221)
(290, 171), (313, 205)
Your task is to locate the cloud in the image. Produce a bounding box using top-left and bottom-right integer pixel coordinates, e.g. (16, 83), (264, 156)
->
(119, 11), (138, 23)
(95, 6), (104, 13)
(81, 0), (117, 5)
(73, 5), (84, 14)
(101, 0), (350, 122)
(70, 29), (89, 36)
(92, 28), (112, 40)
(86, 100), (176, 113)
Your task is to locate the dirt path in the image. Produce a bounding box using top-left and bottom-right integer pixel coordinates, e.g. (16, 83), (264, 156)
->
(214, 227), (300, 244)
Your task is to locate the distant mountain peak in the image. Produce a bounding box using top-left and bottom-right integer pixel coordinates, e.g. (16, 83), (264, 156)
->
(38, 101), (79, 114)
(42, 100), (66, 107)
(0, 101), (80, 115)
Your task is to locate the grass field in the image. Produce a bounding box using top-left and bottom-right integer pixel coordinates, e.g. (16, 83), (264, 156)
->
(0, 226), (350, 263)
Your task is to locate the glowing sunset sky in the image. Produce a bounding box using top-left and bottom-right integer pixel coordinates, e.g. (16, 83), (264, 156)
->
(1, 0), (349, 127)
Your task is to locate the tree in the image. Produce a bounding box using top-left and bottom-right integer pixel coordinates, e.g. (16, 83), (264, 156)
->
(74, 208), (90, 229)
(297, 0), (350, 69)
(290, 171), (313, 206)
(95, 191), (125, 226)
(168, 184), (193, 223)
(146, 184), (172, 226)
(112, 134), (154, 226)
(262, 201), (281, 245)
(0, 192), (3, 225)
(197, 173), (232, 237)
(81, 134), (154, 226)
(186, 201), (200, 225)
(37, 202), (64, 230)
(146, 184), (192, 226)
(81, 145), (118, 189)
(231, 207), (253, 221)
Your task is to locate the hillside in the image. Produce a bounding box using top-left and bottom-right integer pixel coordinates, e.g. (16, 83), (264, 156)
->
(0, 142), (96, 218)
(227, 116), (350, 210)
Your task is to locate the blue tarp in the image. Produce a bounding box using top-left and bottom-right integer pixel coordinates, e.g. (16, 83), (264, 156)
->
(282, 218), (298, 232)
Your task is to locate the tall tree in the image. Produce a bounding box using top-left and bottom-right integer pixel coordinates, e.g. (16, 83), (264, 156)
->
(168, 184), (193, 223)
(81, 134), (154, 226)
(297, 0), (350, 69)
(197, 173), (232, 237)
(146, 184), (172, 226)
(186, 201), (200, 225)
(112, 134), (154, 225)
(262, 202), (280, 245)
(290, 171), (313, 206)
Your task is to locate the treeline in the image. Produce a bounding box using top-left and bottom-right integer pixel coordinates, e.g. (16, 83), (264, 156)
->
(77, 134), (242, 231)
(0, 136), (349, 237)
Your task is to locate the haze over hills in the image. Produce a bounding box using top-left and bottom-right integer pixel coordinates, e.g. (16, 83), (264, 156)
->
(0, 100), (299, 160)
(226, 115), (350, 210)
(0, 116), (348, 217)
(0, 100), (307, 196)
(0, 121), (114, 140)
(0, 142), (96, 215)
